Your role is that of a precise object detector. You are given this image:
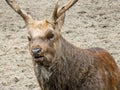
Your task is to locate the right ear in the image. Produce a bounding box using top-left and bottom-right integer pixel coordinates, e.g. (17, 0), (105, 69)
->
(56, 13), (65, 31)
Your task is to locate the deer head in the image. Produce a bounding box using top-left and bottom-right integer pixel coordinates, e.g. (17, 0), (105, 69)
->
(6, 0), (78, 66)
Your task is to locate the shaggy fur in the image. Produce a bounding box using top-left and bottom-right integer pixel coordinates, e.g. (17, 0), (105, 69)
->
(5, 0), (120, 90)
(34, 36), (120, 90)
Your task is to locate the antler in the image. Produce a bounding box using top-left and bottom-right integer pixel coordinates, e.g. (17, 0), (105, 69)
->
(51, 0), (78, 22)
(5, 0), (33, 25)
(58, 0), (78, 17)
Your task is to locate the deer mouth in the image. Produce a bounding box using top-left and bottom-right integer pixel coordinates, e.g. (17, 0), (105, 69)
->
(33, 55), (52, 66)
(34, 55), (51, 65)
(33, 55), (46, 62)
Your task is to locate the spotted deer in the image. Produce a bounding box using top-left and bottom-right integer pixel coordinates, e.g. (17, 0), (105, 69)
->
(6, 0), (120, 90)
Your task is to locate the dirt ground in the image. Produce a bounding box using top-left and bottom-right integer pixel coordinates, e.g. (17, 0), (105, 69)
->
(0, 0), (120, 90)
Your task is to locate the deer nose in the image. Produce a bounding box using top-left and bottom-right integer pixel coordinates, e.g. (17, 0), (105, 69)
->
(32, 48), (41, 55)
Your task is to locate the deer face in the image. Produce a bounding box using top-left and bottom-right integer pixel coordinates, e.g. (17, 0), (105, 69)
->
(27, 20), (60, 66)
(6, 0), (78, 66)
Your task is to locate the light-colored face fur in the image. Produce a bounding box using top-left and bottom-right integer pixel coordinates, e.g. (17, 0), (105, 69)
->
(5, 0), (73, 66)
(27, 20), (62, 66)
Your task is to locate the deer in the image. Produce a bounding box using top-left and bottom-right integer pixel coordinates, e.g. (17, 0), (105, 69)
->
(5, 0), (120, 90)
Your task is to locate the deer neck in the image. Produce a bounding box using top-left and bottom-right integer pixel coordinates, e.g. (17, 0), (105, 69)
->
(55, 36), (79, 59)
(34, 36), (80, 89)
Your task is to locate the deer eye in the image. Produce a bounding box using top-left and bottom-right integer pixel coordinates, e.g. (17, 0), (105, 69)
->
(47, 33), (54, 40)
(27, 36), (32, 41)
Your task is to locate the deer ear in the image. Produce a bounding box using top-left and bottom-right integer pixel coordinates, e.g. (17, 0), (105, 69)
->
(56, 13), (65, 31)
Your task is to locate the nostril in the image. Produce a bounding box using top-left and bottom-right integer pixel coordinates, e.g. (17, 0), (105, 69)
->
(32, 48), (41, 55)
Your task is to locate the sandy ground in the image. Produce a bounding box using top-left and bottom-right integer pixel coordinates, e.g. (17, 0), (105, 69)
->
(0, 0), (120, 90)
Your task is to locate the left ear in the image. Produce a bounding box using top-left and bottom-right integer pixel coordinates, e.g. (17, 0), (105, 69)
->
(56, 13), (65, 31)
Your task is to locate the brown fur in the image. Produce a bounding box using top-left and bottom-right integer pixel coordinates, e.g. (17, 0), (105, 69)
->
(6, 0), (120, 90)
(34, 37), (120, 90)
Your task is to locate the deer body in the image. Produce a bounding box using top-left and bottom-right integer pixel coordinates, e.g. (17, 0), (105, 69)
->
(34, 36), (120, 90)
(6, 0), (120, 90)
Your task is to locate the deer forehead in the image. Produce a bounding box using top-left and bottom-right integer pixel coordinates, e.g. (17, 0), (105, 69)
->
(28, 20), (53, 38)
(32, 20), (48, 30)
